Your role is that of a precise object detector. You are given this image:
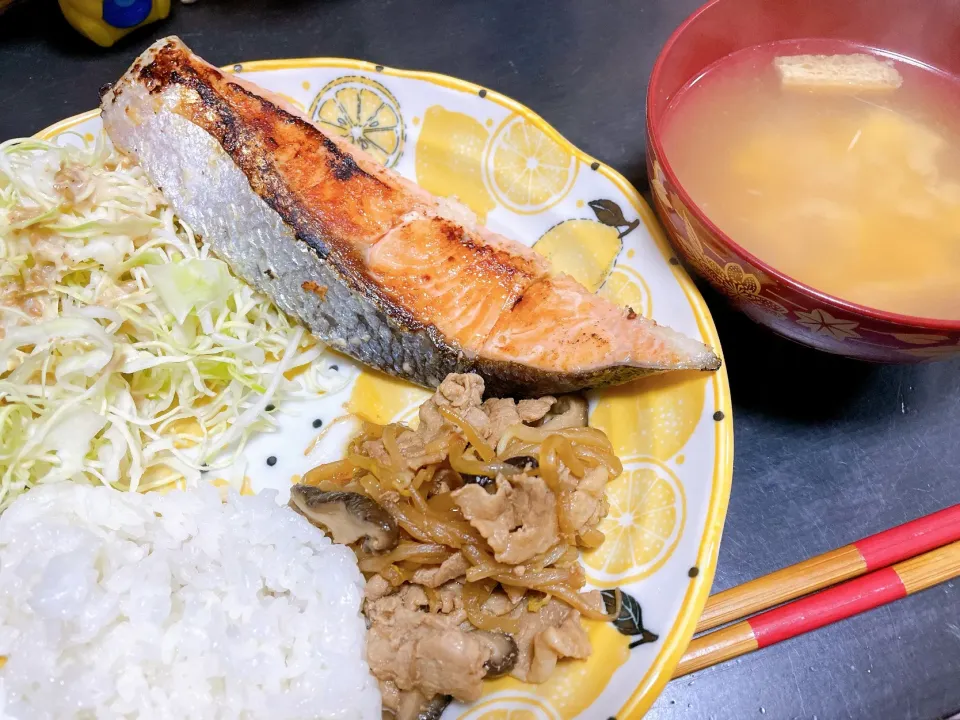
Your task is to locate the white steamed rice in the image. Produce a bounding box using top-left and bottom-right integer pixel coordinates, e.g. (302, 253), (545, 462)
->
(0, 483), (380, 720)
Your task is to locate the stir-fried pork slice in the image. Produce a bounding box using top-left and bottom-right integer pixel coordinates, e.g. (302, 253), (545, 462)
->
(481, 398), (525, 446)
(365, 585), (520, 719)
(482, 589), (523, 617)
(558, 465), (611, 540)
(434, 582), (464, 616)
(510, 597), (597, 683)
(420, 373), (489, 433)
(366, 595), (492, 705)
(365, 573), (394, 602)
(452, 473), (559, 564)
(410, 552), (470, 588)
(437, 373), (485, 409)
(362, 373), (489, 470)
(529, 609), (592, 682)
(361, 427), (449, 472)
(517, 396), (558, 424)
(360, 373), (587, 477)
(371, 581), (467, 623)
(480, 395), (559, 446)
(380, 681), (402, 717)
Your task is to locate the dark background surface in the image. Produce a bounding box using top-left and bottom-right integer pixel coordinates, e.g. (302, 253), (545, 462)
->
(3, 1), (959, 718)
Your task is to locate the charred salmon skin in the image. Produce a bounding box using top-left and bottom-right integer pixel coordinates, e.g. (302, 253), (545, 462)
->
(101, 37), (720, 396)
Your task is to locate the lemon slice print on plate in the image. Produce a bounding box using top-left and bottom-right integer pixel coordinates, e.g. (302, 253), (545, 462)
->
(590, 371), (706, 462)
(461, 704), (554, 720)
(347, 369), (431, 426)
(484, 114), (578, 214)
(310, 76), (405, 167)
(416, 106), (496, 223)
(532, 219), (621, 291)
(474, 619), (630, 720)
(459, 694), (559, 720)
(583, 458), (686, 585)
(598, 264), (653, 318)
(477, 712), (540, 720)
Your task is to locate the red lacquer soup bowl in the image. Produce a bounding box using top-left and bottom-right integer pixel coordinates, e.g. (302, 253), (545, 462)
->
(647, 0), (960, 362)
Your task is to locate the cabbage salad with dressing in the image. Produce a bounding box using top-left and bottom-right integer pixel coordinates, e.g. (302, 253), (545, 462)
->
(0, 134), (342, 510)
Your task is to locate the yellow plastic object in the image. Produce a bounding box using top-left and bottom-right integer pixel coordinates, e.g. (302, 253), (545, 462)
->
(59, 0), (170, 47)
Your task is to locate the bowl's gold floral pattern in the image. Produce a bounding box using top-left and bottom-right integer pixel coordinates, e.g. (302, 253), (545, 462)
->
(658, 173), (789, 319)
(794, 309), (861, 341)
(648, 156), (960, 360)
(889, 333), (949, 345)
(898, 341), (960, 359)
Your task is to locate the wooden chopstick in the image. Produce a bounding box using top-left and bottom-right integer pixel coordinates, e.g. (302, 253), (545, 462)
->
(674, 538), (960, 678)
(695, 503), (960, 634)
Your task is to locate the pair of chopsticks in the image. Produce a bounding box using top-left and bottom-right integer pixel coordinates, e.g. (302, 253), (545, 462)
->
(674, 504), (960, 677)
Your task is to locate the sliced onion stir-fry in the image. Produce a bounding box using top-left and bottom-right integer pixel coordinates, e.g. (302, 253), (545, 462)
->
(463, 581), (521, 634)
(439, 406), (496, 461)
(301, 384), (626, 660)
(358, 542), (452, 573)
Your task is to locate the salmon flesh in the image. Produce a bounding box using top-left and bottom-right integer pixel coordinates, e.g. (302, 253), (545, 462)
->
(101, 37), (720, 396)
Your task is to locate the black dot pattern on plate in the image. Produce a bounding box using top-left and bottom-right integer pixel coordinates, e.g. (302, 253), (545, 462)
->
(478, 89), (487, 98)
(233, 64), (242, 72)
(669, 257), (680, 265)
(312, 418), (323, 429)
(713, 410), (725, 421)
(330, 364), (339, 372)
(265, 404), (275, 412)
(590, 161), (600, 171)
(375, 64), (384, 72)
(688, 566), (700, 578)
(266, 456), (277, 467)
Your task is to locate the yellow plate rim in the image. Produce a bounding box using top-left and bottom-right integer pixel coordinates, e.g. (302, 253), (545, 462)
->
(35, 56), (734, 718)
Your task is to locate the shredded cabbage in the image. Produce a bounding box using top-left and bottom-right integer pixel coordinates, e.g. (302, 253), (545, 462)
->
(0, 134), (342, 510)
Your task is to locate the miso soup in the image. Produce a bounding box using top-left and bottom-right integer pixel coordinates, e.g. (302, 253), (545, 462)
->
(661, 40), (960, 320)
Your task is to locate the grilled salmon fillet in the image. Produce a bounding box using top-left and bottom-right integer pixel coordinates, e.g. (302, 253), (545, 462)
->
(101, 37), (720, 396)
